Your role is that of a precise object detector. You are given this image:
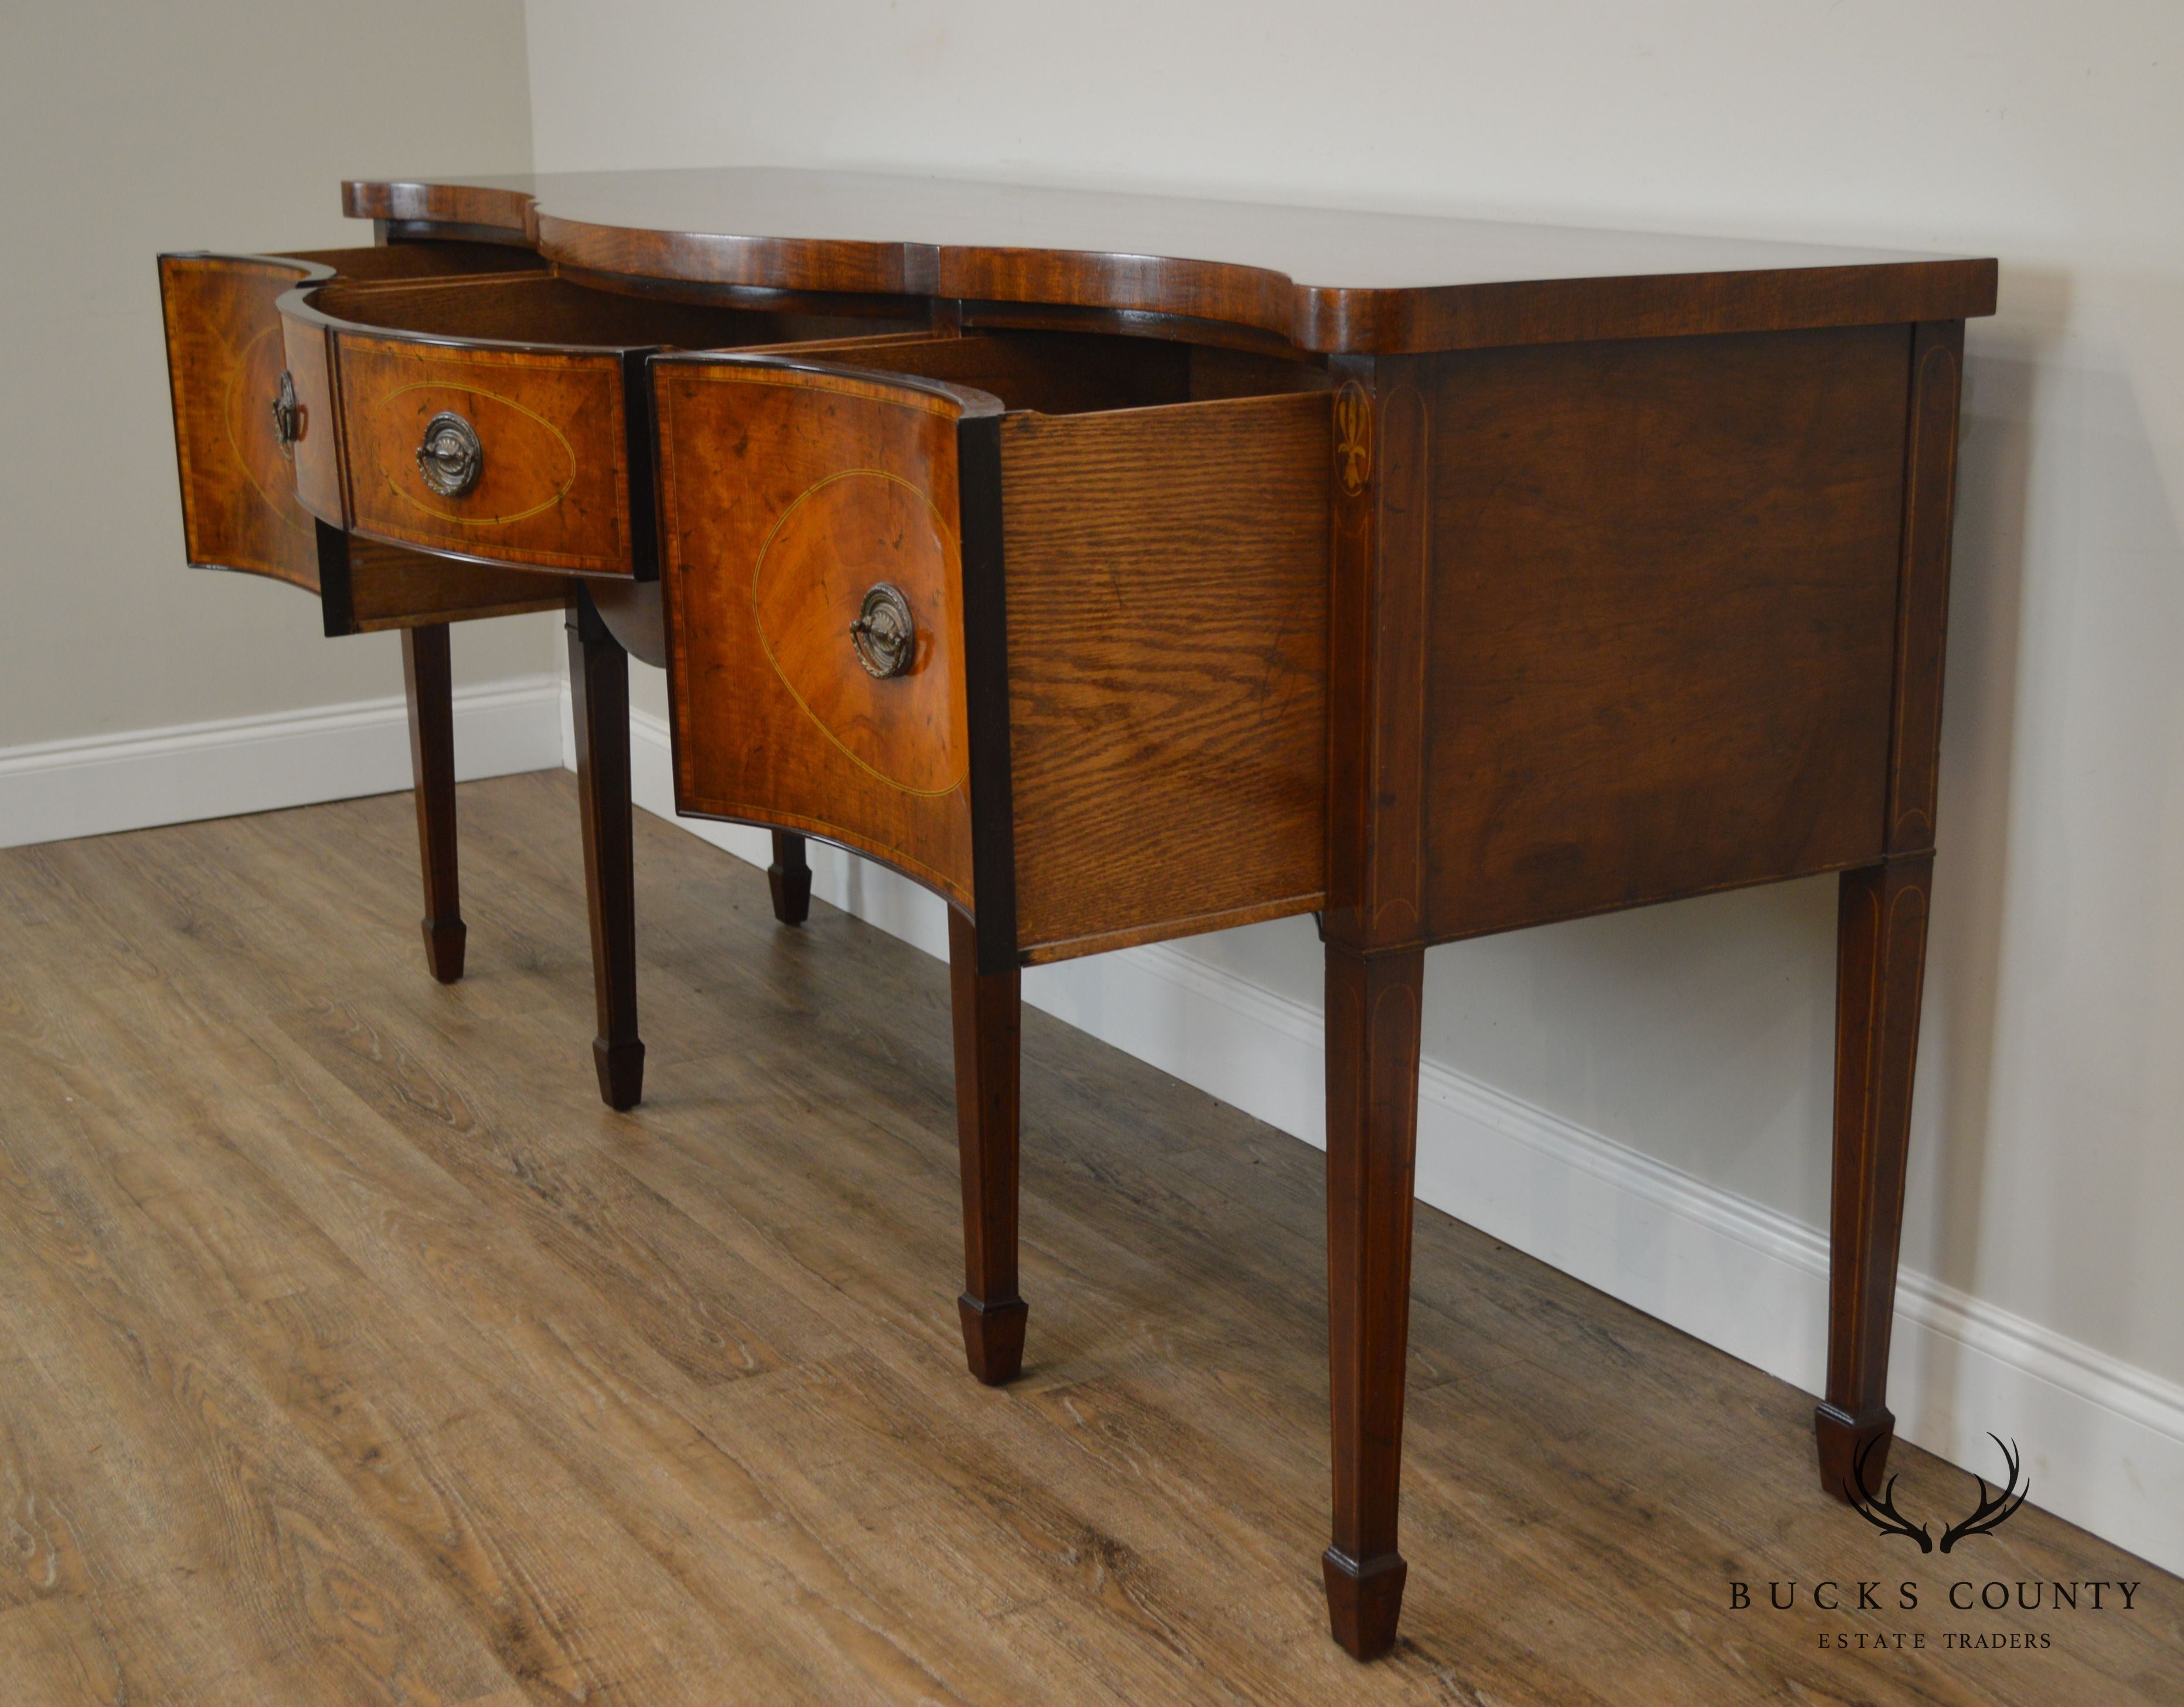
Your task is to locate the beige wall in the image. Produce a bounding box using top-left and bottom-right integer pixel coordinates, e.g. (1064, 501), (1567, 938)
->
(0, 0), (545, 749)
(523, 0), (2184, 1406)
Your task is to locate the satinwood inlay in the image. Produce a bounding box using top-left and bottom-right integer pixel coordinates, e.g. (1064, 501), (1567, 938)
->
(1334, 380), (1372, 495)
(751, 468), (964, 798)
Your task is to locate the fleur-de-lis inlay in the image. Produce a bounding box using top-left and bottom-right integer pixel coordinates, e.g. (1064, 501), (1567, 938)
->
(1334, 380), (1372, 496)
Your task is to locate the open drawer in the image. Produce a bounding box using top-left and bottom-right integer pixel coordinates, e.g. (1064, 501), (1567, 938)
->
(278, 273), (924, 579)
(649, 331), (1334, 966)
(160, 240), (575, 629)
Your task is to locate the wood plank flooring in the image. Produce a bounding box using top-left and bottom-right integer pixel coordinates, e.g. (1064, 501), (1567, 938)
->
(0, 771), (2174, 1705)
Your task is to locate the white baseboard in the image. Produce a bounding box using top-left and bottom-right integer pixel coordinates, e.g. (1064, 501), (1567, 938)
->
(0, 674), (566, 850)
(621, 699), (2184, 1577)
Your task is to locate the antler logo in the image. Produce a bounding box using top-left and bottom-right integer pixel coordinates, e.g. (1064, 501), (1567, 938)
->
(1844, 1434), (2032, 1553)
(1937, 1436), (2032, 1552)
(1333, 381), (1372, 495)
(1844, 1435), (1931, 1551)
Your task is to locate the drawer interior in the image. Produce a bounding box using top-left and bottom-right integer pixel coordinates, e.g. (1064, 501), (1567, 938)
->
(275, 240), (547, 282)
(759, 327), (1329, 413)
(307, 270), (922, 350)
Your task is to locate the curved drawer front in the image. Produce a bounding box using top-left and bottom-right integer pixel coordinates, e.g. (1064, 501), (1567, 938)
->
(336, 336), (635, 575)
(655, 331), (1335, 948)
(161, 255), (322, 589)
(162, 244), (553, 592)
(654, 358), (981, 907)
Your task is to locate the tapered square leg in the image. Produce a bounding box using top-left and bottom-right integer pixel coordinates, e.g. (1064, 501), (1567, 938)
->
(948, 907), (1025, 1384)
(567, 592), (644, 1111)
(1818, 855), (1931, 1498)
(1816, 1402), (1898, 1500)
(768, 830), (812, 926)
(1322, 941), (1425, 1660)
(401, 623), (464, 984)
(1323, 1549), (1408, 1664)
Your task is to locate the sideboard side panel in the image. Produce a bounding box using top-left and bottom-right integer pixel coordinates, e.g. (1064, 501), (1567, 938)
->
(1421, 325), (1911, 942)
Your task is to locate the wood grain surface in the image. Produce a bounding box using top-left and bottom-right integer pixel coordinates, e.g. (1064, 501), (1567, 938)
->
(284, 274), (927, 578)
(653, 357), (989, 908)
(400, 624), (465, 984)
(1420, 325), (1911, 942)
(159, 254), (324, 589)
(341, 168), (1999, 355)
(328, 536), (565, 635)
(1000, 391), (1332, 960)
(566, 592), (645, 1111)
(159, 245), (548, 594)
(1817, 853), (1933, 1498)
(653, 333), (1332, 955)
(331, 333), (636, 574)
(1885, 322), (1966, 856)
(0, 777), (2171, 1704)
(279, 309), (348, 527)
(161, 246), (580, 633)
(303, 272), (876, 349)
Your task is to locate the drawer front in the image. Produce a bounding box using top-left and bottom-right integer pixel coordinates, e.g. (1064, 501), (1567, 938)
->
(335, 335), (638, 575)
(654, 359), (982, 908)
(162, 244), (557, 590)
(656, 335), (1334, 948)
(160, 255), (321, 589)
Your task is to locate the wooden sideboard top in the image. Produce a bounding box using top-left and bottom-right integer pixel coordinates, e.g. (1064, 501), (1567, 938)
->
(344, 168), (1998, 354)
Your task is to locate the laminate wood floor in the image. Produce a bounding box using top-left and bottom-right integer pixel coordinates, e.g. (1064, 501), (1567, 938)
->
(0, 773), (2174, 1706)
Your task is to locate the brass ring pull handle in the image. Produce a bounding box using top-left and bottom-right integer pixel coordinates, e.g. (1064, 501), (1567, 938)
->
(416, 411), (484, 498)
(849, 582), (916, 678)
(270, 370), (302, 459)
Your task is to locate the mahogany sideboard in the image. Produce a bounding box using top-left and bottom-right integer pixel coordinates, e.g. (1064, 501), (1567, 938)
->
(158, 169), (1996, 1659)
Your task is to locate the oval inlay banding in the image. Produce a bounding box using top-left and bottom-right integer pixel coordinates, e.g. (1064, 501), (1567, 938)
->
(752, 469), (963, 797)
(371, 381), (577, 526)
